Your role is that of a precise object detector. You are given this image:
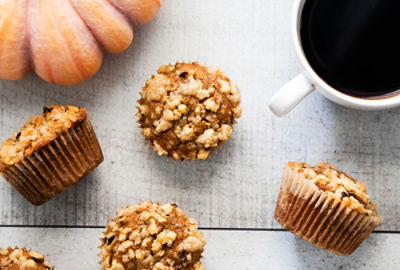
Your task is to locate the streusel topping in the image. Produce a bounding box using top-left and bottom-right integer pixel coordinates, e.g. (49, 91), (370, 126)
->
(289, 162), (378, 215)
(137, 62), (242, 160)
(0, 247), (53, 270)
(0, 105), (87, 171)
(99, 202), (206, 270)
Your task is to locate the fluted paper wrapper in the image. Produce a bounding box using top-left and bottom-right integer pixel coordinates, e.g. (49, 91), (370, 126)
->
(2, 119), (103, 206)
(275, 165), (383, 256)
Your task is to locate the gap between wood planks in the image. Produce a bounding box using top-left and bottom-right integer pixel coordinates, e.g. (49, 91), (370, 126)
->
(0, 225), (398, 234)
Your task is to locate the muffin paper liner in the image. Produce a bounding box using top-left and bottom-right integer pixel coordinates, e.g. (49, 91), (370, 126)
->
(275, 165), (383, 256)
(2, 119), (103, 205)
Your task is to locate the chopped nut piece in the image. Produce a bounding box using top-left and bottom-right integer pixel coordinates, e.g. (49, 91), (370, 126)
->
(158, 65), (175, 74)
(196, 149), (210, 160)
(137, 62), (242, 160)
(204, 98), (219, 112)
(157, 230), (176, 246)
(110, 261), (125, 270)
(135, 249), (146, 260)
(148, 219), (162, 235)
(100, 202), (206, 270)
(178, 236), (205, 253)
(0, 247), (53, 269)
(21, 259), (37, 270)
(29, 250), (44, 263)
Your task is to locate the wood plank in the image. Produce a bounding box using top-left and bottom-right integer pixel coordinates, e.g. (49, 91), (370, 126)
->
(0, 228), (398, 269)
(0, 0), (399, 230)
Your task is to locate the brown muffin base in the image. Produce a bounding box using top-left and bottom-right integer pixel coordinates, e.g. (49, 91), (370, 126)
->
(1, 119), (103, 205)
(275, 165), (382, 256)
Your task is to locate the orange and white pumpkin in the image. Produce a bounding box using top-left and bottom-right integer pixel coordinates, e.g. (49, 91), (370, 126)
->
(0, 0), (161, 85)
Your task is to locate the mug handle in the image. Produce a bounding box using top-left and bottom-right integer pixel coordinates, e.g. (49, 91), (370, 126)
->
(268, 72), (315, 117)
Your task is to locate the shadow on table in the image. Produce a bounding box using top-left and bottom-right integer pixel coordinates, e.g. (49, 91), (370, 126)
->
(327, 98), (400, 163)
(145, 134), (240, 189)
(0, 167), (106, 226)
(293, 233), (380, 270)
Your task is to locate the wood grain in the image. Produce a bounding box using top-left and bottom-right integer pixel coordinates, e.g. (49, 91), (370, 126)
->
(0, 0), (399, 231)
(0, 227), (398, 269)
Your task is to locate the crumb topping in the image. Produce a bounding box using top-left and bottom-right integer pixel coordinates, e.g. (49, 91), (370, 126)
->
(99, 202), (206, 270)
(0, 247), (53, 270)
(0, 105), (87, 171)
(137, 62), (242, 160)
(289, 162), (378, 215)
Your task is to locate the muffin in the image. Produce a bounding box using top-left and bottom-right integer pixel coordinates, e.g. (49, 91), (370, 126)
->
(0, 247), (53, 269)
(137, 62), (242, 160)
(0, 105), (104, 205)
(275, 162), (383, 256)
(99, 201), (206, 270)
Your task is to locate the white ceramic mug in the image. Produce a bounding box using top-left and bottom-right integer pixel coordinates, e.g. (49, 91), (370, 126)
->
(268, 0), (400, 117)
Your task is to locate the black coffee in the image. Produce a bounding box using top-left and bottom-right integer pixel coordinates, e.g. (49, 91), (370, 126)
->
(301, 0), (400, 98)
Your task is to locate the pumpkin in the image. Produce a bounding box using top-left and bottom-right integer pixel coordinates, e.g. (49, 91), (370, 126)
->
(0, 0), (161, 86)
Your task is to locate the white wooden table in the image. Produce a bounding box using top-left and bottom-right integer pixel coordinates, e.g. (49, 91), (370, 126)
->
(0, 0), (399, 269)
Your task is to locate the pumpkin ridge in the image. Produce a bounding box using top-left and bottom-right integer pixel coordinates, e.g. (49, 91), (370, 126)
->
(46, 2), (85, 83)
(26, 0), (34, 72)
(43, 59), (55, 84)
(19, 0), (33, 76)
(111, 0), (162, 26)
(68, 0), (134, 54)
(65, 0), (107, 54)
(0, 0), (31, 80)
(104, 0), (138, 27)
(62, 0), (108, 80)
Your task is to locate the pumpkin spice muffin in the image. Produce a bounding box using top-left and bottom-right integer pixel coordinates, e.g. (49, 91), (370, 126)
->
(0, 105), (104, 205)
(0, 247), (53, 269)
(99, 201), (206, 270)
(275, 162), (383, 256)
(137, 62), (242, 160)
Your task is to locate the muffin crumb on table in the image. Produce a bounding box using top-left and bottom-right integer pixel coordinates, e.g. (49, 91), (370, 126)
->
(0, 247), (53, 270)
(137, 62), (242, 161)
(99, 201), (206, 270)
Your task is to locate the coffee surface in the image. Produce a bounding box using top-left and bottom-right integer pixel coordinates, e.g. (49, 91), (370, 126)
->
(301, 0), (400, 98)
